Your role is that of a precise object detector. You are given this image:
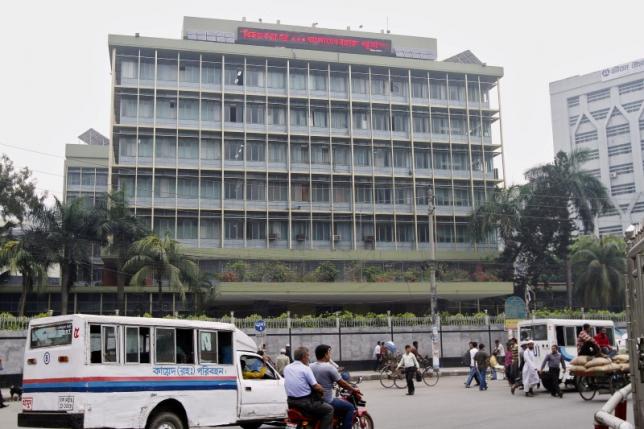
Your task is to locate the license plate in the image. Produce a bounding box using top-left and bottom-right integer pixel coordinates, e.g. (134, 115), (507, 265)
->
(22, 397), (33, 410)
(58, 396), (74, 411)
(286, 423), (298, 428)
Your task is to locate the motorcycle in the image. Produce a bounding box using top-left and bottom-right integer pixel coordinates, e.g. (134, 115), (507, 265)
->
(286, 387), (374, 429)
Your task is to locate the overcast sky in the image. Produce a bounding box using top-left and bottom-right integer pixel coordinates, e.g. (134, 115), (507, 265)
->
(1, 0), (642, 199)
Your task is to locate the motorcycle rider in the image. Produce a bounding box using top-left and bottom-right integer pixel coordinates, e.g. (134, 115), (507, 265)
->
(284, 347), (334, 429)
(311, 344), (361, 429)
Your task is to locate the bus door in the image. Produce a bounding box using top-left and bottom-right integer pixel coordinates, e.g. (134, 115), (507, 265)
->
(237, 352), (285, 419)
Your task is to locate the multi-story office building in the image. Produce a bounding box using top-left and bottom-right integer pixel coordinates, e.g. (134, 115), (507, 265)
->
(63, 128), (110, 286)
(108, 17), (504, 255)
(64, 128), (110, 207)
(551, 59), (644, 235)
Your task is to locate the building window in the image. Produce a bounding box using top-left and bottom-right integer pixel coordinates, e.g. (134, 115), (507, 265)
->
(330, 74), (347, 92)
(268, 182), (288, 201)
(246, 104), (265, 124)
(354, 147), (371, 166)
(618, 79), (644, 95)
(246, 67), (265, 87)
(200, 218), (220, 239)
(333, 185), (351, 203)
(268, 105), (286, 125)
(225, 219), (244, 239)
(606, 124), (630, 138)
(224, 140), (244, 160)
(177, 218), (197, 239)
(375, 186), (392, 204)
(607, 143), (631, 157)
(333, 146), (350, 165)
(291, 144), (309, 163)
(178, 140), (198, 159)
(246, 180), (266, 201)
(609, 163), (633, 175)
(575, 130), (598, 145)
(290, 70), (307, 90)
(311, 109), (328, 128)
(200, 178), (220, 199)
(611, 182), (636, 196)
(352, 77), (368, 94)
(201, 140), (221, 160)
(372, 111), (389, 131)
(67, 168), (80, 186)
(312, 183), (330, 202)
(371, 77), (387, 95)
(413, 115), (429, 133)
(412, 81), (428, 98)
(224, 103), (243, 123)
(587, 88), (610, 103)
(313, 221), (331, 240)
(310, 71), (327, 91)
(290, 109), (308, 127)
(224, 180), (243, 200)
(292, 183), (310, 202)
(311, 145), (330, 164)
(268, 142), (287, 162)
(376, 222), (393, 242)
(246, 142), (265, 162)
(177, 178), (198, 199)
(391, 112), (408, 132)
(267, 70), (285, 88)
(331, 111), (348, 129)
(246, 220), (266, 240)
(390, 78), (407, 97)
(567, 96), (580, 108)
(393, 149), (411, 168)
(355, 185), (372, 203)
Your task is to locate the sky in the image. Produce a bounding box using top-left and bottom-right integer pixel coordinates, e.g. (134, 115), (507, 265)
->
(1, 0), (643, 200)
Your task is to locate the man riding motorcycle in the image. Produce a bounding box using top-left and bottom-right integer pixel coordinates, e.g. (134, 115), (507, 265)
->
(283, 347), (334, 429)
(310, 345), (361, 429)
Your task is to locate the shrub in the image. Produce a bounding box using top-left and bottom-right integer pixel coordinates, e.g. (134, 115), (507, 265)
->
(470, 264), (499, 282)
(403, 269), (420, 282)
(225, 261), (249, 281)
(248, 262), (296, 282)
(363, 266), (384, 282)
(314, 262), (339, 282)
(219, 271), (239, 282)
(440, 268), (470, 281)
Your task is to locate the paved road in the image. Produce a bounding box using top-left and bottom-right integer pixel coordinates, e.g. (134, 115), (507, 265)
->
(0, 377), (633, 429)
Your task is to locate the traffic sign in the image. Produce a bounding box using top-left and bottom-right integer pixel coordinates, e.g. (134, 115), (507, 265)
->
(254, 320), (266, 332)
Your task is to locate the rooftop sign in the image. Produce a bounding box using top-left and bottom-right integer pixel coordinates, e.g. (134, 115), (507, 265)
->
(600, 58), (644, 81)
(237, 27), (392, 56)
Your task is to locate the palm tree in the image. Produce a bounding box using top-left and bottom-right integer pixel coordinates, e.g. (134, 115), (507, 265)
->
(570, 235), (625, 308)
(33, 197), (106, 315)
(469, 185), (527, 244)
(189, 271), (215, 313)
(123, 234), (199, 314)
(526, 149), (611, 305)
(0, 230), (52, 316)
(101, 191), (148, 314)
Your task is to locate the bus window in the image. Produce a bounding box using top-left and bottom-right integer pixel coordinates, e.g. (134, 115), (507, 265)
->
(140, 327), (150, 363)
(199, 331), (218, 363)
(565, 327), (576, 346)
(90, 325), (101, 363)
(240, 355), (277, 380)
(103, 326), (118, 363)
(176, 329), (194, 364)
(532, 325), (547, 341)
(126, 327), (139, 363)
(520, 328), (530, 341)
(156, 328), (176, 363)
(30, 323), (72, 349)
(556, 326), (565, 345)
(219, 331), (233, 365)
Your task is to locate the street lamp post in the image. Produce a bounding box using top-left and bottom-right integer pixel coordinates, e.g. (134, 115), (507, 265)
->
(426, 186), (440, 368)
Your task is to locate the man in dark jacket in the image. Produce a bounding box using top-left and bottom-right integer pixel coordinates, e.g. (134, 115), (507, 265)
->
(474, 344), (490, 391)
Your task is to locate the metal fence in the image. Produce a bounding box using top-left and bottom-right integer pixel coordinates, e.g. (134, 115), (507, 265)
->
(0, 312), (626, 332)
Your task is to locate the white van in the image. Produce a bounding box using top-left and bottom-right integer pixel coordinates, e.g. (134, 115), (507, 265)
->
(517, 318), (616, 375)
(18, 314), (287, 429)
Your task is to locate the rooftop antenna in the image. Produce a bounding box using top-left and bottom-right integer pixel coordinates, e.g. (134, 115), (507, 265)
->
(386, 17), (390, 34)
(359, 24), (363, 29)
(242, 16), (246, 22)
(312, 22), (318, 27)
(276, 19), (281, 24)
(258, 18), (263, 23)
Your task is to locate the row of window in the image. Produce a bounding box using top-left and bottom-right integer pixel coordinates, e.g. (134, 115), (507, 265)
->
(567, 79), (644, 109)
(145, 217), (475, 243)
(88, 324), (233, 365)
(117, 59), (491, 103)
(66, 168), (108, 187)
(117, 138), (494, 170)
(611, 182), (636, 196)
(118, 97), (494, 136)
(570, 103), (644, 127)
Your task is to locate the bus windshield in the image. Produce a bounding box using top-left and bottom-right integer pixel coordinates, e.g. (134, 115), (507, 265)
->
(30, 323), (73, 349)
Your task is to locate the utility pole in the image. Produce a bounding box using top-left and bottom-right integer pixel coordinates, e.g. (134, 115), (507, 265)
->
(426, 186), (440, 369)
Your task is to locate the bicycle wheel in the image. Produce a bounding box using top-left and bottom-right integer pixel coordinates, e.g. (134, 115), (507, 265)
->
(576, 376), (597, 401)
(393, 369), (407, 389)
(353, 413), (374, 429)
(379, 367), (395, 389)
(422, 367), (440, 387)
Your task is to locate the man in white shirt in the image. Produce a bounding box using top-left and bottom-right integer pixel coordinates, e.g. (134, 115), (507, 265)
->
(522, 340), (540, 397)
(491, 339), (505, 381)
(464, 341), (480, 388)
(397, 345), (420, 395)
(283, 347), (333, 429)
(373, 342), (382, 371)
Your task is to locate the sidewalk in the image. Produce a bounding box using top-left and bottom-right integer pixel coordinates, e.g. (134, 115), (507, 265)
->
(352, 367), (472, 381)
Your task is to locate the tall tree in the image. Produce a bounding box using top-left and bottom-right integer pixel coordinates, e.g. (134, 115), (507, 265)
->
(101, 191), (148, 314)
(34, 198), (106, 315)
(570, 235), (625, 308)
(0, 154), (44, 226)
(123, 234), (199, 314)
(0, 229), (52, 316)
(526, 149), (611, 305)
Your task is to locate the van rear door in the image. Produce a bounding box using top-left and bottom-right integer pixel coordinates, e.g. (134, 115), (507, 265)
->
(236, 352), (286, 420)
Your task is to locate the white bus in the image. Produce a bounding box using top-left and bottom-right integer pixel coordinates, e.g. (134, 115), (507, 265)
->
(18, 314), (287, 429)
(517, 319), (616, 374)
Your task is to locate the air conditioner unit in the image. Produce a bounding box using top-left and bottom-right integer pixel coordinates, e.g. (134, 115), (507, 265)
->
(332, 234), (341, 241)
(610, 172), (618, 179)
(296, 234), (306, 241)
(268, 233), (279, 241)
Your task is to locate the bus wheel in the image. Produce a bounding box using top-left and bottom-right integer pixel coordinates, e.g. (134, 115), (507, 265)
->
(240, 423), (262, 429)
(148, 412), (185, 429)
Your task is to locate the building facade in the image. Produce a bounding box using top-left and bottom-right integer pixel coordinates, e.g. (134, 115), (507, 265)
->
(550, 59), (644, 235)
(108, 17), (504, 255)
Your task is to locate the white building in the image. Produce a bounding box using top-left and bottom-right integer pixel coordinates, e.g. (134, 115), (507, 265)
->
(550, 58), (644, 235)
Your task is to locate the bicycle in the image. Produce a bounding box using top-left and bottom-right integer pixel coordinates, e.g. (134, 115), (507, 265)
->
(379, 360), (405, 389)
(416, 355), (440, 387)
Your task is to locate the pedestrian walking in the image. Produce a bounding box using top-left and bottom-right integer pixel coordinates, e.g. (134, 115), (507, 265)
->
(474, 344), (489, 391)
(540, 345), (565, 398)
(510, 339), (525, 394)
(504, 340), (514, 386)
(275, 348), (290, 376)
(521, 341), (539, 397)
(396, 345), (420, 396)
(285, 344), (293, 363)
(411, 340), (420, 358)
(0, 356), (6, 408)
(491, 339), (505, 380)
(464, 341), (480, 388)
(373, 341), (382, 371)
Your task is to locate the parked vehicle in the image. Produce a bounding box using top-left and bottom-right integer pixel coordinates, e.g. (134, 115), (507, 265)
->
(18, 314), (286, 429)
